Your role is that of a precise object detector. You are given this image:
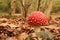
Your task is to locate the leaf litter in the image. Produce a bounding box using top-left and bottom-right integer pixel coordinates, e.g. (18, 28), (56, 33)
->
(0, 15), (60, 40)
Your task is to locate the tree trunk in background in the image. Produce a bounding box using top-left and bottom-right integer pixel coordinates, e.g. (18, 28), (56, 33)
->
(40, 0), (47, 12)
(44, 0), (54, 17)
(20, 0), (32, 18)
(10, 0), (16, 15)
(37, 0), (41, 11)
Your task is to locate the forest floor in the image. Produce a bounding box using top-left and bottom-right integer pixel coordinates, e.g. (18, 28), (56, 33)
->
(0, 13), (60, 40)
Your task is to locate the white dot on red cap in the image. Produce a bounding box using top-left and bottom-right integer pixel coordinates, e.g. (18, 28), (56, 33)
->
(30, 21), (32, 22)
(41, 20), (43, 22)
(44, 21), (45, 22)
(39, 19), (41, 20)
(34, 20), (36, 22)
(32, 18), (34, 20)
(40, 23), (42, 25)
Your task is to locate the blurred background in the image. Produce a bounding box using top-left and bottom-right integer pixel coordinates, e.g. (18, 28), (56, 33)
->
(0, 0), (60, 18)
(0, 0), (60, 40)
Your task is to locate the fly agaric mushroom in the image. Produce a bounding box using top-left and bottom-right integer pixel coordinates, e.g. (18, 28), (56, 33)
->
(27, 11), (48, 26)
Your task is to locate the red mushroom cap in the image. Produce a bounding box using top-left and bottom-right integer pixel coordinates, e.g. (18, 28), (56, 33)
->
(27, 11), (48, 26)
